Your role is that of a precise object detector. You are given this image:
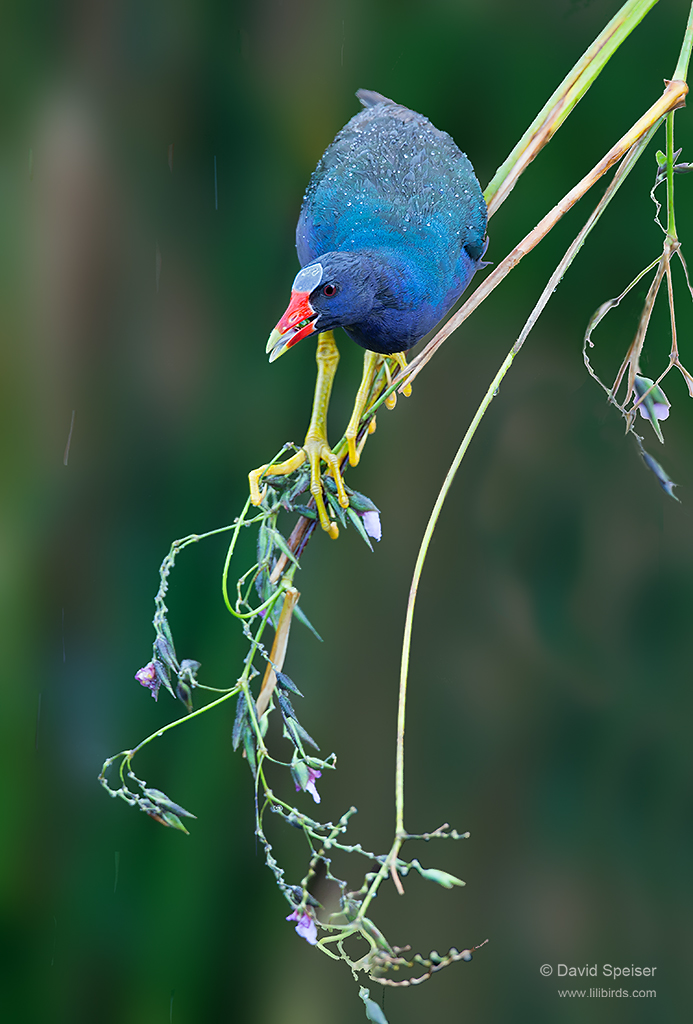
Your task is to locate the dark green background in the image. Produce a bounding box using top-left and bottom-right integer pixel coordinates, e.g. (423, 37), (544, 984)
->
(2, 1), (692, 1021)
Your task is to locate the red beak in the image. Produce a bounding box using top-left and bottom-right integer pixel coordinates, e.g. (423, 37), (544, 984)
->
(266, 290), (318, 362)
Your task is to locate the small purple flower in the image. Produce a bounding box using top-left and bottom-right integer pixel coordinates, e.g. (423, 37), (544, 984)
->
(637, 401), (670, 423)
(293, 765), (322, 804)
(304, 768), (321, 803)
(361, 510), (382, 542)
(633, 375), (670, 424)
(286, 908), (318, 945)
(135, 661), (161, 700)
(291, 760), (323, 803)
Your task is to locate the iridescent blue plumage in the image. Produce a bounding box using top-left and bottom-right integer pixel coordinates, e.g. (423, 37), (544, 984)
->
(253, 91), (488, 533)
(293, 89), (487, 355)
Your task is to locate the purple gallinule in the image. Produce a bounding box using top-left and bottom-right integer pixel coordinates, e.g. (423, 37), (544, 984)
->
(250, 90), (487, 536)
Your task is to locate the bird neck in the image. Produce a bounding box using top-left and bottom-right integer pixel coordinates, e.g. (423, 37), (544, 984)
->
(345, 248), (445, 354)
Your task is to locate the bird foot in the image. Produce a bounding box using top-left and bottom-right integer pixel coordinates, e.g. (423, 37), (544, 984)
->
(248, 435), (349, 540)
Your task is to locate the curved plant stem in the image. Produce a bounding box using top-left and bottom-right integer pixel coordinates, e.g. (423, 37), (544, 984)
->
(394, 114), (671, 838)
(394, 352), (513, 835)
(129, 684), (242, 758)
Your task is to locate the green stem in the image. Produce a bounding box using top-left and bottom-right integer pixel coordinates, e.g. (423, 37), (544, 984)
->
(232, 586), (287, 621)
(394, 118), (664, 840)
(484, 0), (659, 212)
(673, 0), (693, 81)
(221, 496), (253, 615)
(666, 111), (677, 240)
(394, 351), (515, 836)
(128, 683), (242, 759)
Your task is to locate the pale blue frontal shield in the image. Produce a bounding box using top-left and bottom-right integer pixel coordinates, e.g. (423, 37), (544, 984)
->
(292, 263), (323, 293)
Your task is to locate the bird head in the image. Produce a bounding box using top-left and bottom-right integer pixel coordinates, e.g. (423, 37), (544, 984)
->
(266, 254), (378, 362)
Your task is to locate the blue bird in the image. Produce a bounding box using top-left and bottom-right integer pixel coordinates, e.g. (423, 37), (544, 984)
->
(251, 90), (487, 536)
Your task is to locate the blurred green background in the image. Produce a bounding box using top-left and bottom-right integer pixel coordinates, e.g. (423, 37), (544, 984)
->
(2, 0), (693, 1021)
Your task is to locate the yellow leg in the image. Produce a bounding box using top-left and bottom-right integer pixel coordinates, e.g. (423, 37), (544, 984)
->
(345, 350), (379, 466)
(248, 331), (348, 539)
(303, 331), (349, 536)
(335, 350), (413, 467)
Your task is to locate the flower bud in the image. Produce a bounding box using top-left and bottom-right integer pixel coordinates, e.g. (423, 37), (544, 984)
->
(410, 858), (465, 888)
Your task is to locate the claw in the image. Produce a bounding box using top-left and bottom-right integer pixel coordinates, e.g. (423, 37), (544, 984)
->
(248, 450), (307, 506)
(248, 465), (269, 506)
(382, 358), (398, 409)
(391, 351), (412, 397)
(347, 438), (359, 466)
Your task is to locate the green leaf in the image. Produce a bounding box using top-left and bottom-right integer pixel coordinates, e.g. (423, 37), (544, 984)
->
(323, 487), (347, 527)
(144, 788), (196, 818)
(290, 759), (309, 791)
(242, 725), (257, 777)
(276, 689), (298, 722)
(343, 487), (379, 513)
(257, 519), (273, 566)
(155, 631), (178, 672)
(346, 506), (373, 551)
(283, 468), (311, 506)
(293, 504), (317, 521)
(638, 444), (679, 501)
(359, 987), (389, 1024)
(294, 720), (319, 750)
(232, 695), (249, 751)
(160, 811), (190, 834)
(176, 678), (194, 713)
(285, 717), (320, 751)
(153, 659), (176, 698)
(159, 615), (176, 651)
(275, 670), (303, 697)
(269, 528), (300, 567)
(292, 602), (323, 641)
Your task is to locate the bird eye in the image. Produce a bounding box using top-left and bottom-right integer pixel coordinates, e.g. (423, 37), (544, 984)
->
(322, 283), (338, 296)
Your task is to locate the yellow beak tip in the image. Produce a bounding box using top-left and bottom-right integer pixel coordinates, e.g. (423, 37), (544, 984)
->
(266, 327), (284, 356)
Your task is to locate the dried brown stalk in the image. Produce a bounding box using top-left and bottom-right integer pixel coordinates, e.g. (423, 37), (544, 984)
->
(398, 79), (688, 391)
(256, 587), (300, 717)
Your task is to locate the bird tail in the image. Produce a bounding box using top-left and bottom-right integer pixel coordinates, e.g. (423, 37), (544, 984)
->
(356, 89), (395, 108)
